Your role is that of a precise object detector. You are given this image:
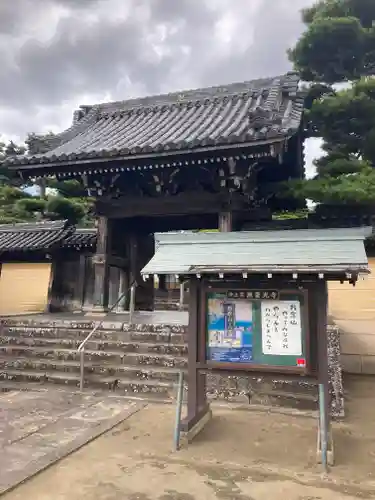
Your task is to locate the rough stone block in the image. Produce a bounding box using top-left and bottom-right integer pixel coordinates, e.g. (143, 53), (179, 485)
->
(327, 325), (345, 419)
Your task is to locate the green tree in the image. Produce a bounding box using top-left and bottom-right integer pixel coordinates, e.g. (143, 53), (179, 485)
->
(0, 139), (26, 186)
(288, 0), (375, 213)
(0, 137), (93, 225)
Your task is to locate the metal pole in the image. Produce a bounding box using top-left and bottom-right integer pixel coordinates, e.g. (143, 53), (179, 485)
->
(79, 348), (85, 392)
(173, 371), (184, 451)
(179, 282), (185, 311)
(129, 284), (135, 324)
(319, 383), (328, 472)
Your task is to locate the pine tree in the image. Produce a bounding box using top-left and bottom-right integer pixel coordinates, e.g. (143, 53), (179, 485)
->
(288, 0), (375, 217)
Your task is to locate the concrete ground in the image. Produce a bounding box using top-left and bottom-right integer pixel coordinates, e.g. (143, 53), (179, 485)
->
(0, 387), (144, 495)
(1, 376), (375, 500)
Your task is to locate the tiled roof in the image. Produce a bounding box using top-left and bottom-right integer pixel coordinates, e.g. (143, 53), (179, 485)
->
(0, 221), (96, 253)
(9, 72), (304, 167)
(0, 220), (73, 253)
(142, 228), (371, 276)
(62, 228), (96, 249)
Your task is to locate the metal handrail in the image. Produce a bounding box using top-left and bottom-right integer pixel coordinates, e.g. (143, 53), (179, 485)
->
(78, 281), (137, 391)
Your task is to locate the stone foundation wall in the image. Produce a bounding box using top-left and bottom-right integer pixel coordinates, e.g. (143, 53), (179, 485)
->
(327, 324), (344, 419)
(206, 325), (344, 419)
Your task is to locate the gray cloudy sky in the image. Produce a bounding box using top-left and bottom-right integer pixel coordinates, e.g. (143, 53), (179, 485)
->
(0, 0), (321, 174)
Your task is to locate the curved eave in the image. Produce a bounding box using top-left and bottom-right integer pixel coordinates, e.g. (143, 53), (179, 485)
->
(8, 134), (298, 172)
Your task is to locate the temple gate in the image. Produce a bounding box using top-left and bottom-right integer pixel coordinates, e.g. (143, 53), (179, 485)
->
(8, 72), (305, 312)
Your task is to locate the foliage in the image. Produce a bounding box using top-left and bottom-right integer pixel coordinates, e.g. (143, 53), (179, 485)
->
(0, 139), (26, 186)
(46, 179), (88, 198)
(272, 210), (309, 221)
(288, 0), (375, 210)
(0, 186), (39, 224)
(291, 0), (375, 82)
(45, 196), (89, 225)
(0, 137), (93, 225)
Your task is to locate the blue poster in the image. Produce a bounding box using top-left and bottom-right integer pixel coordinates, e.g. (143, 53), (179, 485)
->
(206, 293), (253, 363)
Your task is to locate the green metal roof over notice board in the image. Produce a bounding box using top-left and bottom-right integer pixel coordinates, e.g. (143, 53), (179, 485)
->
(141, 228), (371, 276)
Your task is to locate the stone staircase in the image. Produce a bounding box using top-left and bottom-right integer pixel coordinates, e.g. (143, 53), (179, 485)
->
(0, 318), (188, 400)
(0, 316), (342, 416)
(154, 291), (189, 311)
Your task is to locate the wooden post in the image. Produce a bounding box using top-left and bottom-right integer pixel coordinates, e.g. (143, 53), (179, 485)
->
(186, 277), (199, 424)
(158, 274), (167, 292)
(219, 211), (232, 232)
(118, 268), (128, 312)
(128, 232), (155, 311)
(77, 254), (87, 311)
(92, 216), (111, 312)
(45, 258), (56, 313)
(181, 277), (211, 436)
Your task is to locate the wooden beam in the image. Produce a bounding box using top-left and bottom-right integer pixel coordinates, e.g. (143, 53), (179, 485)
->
(96, 192), (249, 218)
(107, 255), (129, 268)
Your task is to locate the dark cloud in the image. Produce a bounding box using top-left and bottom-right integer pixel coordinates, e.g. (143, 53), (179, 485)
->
(200, 0), (314, 85)
(0, 0), (314, 139)
(0, 0), (45, 35)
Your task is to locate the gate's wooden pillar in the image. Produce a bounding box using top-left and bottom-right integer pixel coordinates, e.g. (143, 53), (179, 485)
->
(92, 216), (112, 312)
(129, 232), (155, 311)
(158, 274), (167, 292)
(219, 211), (233, 232)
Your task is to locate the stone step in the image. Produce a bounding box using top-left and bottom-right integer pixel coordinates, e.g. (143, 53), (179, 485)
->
(0, 336), (187, 357)
(0, 356), (186, 381)
(154, 301), (188, 311)
(0, 371), (316, 411)
(0, 369), (177, 398)
(0, 344), (188, 364)
(1, 327), (187, 344)
(0, 380), (177, 403)
(1, 320), (188, 335)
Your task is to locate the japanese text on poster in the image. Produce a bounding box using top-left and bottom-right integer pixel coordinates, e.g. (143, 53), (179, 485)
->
(261, 300), (302, 356)
(206, 294), (253, 363)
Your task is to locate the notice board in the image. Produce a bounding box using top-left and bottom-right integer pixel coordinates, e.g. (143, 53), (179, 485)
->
(205, 289), (307, 370)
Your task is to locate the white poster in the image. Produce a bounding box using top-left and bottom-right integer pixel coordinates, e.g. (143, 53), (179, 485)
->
(261, 300), (302, 356)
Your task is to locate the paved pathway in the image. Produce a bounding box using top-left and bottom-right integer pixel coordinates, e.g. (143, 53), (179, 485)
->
(0, 388), (144, 495)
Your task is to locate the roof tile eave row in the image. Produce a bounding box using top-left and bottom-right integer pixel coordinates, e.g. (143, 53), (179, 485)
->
(8, 127), (298, 168)
(0, 223), (96, 253)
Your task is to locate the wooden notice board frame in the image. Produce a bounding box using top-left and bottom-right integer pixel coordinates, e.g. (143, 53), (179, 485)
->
(200, 286), (310, 375)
